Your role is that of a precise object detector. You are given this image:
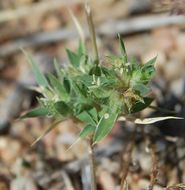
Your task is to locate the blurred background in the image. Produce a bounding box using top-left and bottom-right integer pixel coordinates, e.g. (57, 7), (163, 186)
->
(0, 0), (185, 190)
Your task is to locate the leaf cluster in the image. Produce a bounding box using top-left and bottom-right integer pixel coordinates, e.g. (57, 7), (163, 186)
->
(22, 36), (156, 143)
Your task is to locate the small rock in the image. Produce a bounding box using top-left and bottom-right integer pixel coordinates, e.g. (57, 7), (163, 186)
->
(99, 169), (116, 190)
(0, 137), (22, 165)
(170, 77), (185, 98)
(164, 59), (185, 82)
(132, 144), (152, 174)
(10, 176), (38, 190)
(42, 15), (61, 31)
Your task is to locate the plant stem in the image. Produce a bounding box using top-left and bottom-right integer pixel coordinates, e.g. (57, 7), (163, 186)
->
(85, 2), (99, 65)
(88, 138), (97, 190)
(85, 3), (98, 190)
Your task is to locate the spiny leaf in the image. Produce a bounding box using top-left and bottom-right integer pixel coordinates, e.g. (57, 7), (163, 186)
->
(74, 74), (93, 87)
(118, 33), (128, 63)
(54, 59), (63, 80)
(130, 70), (142, 87)
(79, 125), (95, 138)
(20, 107), (48, 118)
(71, 81), (88, 98)
(144, 56), (157, 68)
(92, 88), (112, 99)
(24, 52), (49, 87)
(31, 120), (63, 146)
(66, 49), (80, 67)
(78, 40), (86, 55)
(132, 83), (150, 96)
(47, 73), (69, 102)
(141, 56), (157, 83)
(131, 97), (153, 113)
(77, 110), (97, 126)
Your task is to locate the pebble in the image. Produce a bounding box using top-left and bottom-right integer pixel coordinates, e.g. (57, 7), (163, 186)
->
(0, 137), (22, 165)
(10, 176), (38, 190)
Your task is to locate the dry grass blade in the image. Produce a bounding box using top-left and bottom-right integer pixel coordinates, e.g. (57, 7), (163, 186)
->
(118, 116), (183, 125)
(147, 143), (158, 190)
(166, 184), (185, 190)
(31, 119), (64, 146)
(68, 9), (85, 42)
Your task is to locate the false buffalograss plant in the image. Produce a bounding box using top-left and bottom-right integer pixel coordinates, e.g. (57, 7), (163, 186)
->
(21, 3), (182, 190)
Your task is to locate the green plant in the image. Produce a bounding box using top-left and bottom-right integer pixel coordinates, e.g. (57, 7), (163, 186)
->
(21, 4), (182, 190)
(22, 35), (156, 142)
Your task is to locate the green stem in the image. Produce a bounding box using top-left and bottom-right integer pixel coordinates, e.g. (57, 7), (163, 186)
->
(85, 3), (99, 65)
(88, 138), (97, 190)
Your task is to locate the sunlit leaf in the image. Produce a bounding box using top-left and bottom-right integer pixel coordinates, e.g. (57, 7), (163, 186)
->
(54, 59), (63, 80)
(77, 110), (97, 126)
(133, 84), (150, 96)
(66, 49), (80, 67)
(92, 88), (112, 99)
(141, 56), (157, 83)
(79, 125), (95, 138)
(24, 52), (49, 87)
(130, 70), (142, 87)
(78, 40), (86, 55)
(143, 56), (157, 68)
(47, 73), (69, 102)
(93, 107), (119, 143)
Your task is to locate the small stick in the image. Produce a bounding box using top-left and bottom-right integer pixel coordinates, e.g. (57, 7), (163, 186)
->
(85, 2), (99, 65)
(147, 140), (158, 190)
(120, 128), (136, 190)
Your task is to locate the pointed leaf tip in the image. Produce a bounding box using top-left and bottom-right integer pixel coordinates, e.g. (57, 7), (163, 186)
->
(31, 120), (62, 146)
(118, 33), (127, 62)
(23, 51), (49, 87)
(20, 107), (48, 119)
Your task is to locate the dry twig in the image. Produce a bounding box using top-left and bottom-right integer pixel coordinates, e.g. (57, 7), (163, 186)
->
(146, 140), (158, 190)
(120, 128), (136, 190)
(0, 14), (185, 57)
(0, 0), (82, 23)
